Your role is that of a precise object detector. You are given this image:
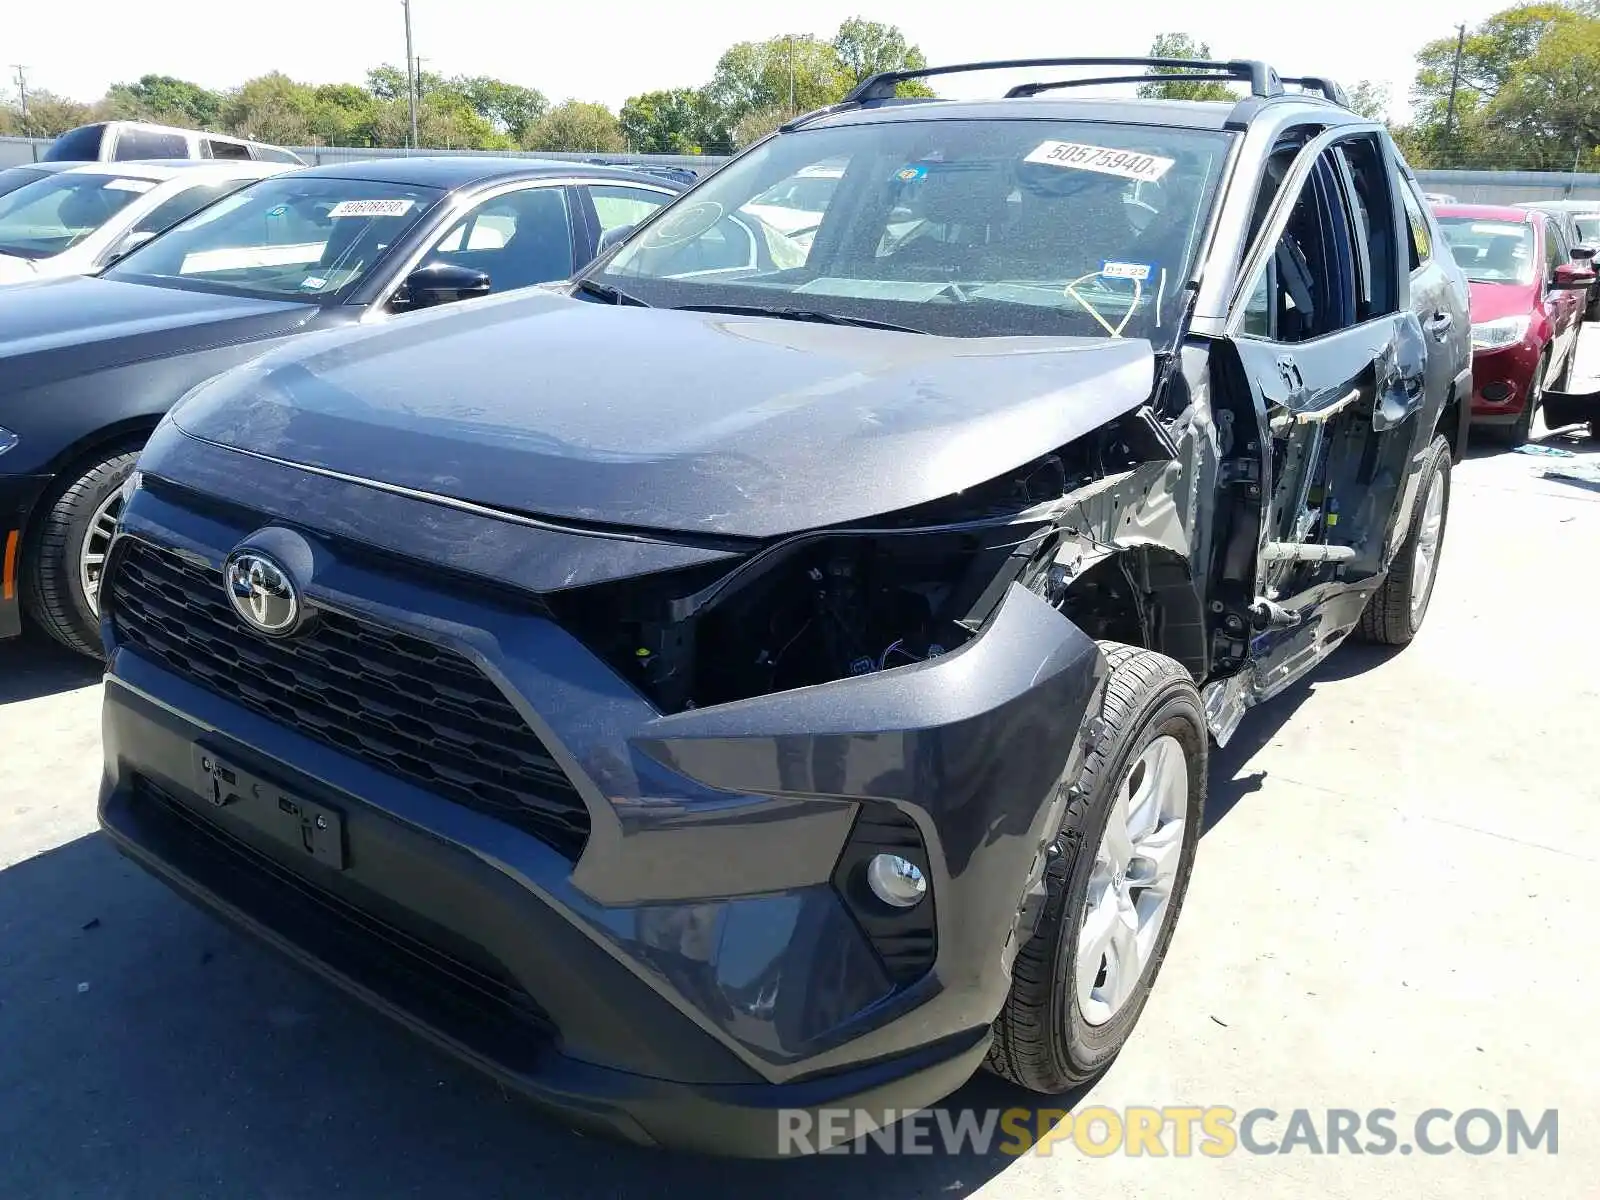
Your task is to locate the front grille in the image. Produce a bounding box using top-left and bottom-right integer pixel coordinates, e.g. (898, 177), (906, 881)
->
(111, 538), (590, 858)
(131, 777), (553, 1066)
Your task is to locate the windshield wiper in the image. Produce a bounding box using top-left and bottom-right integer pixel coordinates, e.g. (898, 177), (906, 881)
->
(572, 277), (649, 307)
(670, 303), (924, 334)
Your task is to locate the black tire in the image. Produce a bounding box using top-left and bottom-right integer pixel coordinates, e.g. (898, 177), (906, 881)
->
(1507, 351), (1548, 446)
(1356, 434), (1452, 646)
(23, 450), (139, 658)
(986, 642), (1206, 1094)
(1551, 343), (1574, 393)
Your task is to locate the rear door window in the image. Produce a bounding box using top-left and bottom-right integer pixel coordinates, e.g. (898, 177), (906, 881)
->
(42, 125), (107, 162)
(1238, 149), (1361, 342)
(204, 139), (253, 161)
(114, 128), (191, 160)
(130, 181), (255, 239)
(421, 185), (578, 293)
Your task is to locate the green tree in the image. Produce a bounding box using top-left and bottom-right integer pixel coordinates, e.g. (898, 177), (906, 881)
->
(366, 63), (444, 103)
(452, 76), (548, 142)
(524, 100), (625, 153)
(733, 105), (789, 148)
(1401, 4), (1599, 169)
(220, 72), (316, 146)
(703, 35), (849, 137)
(619, 88), (707, 153)
(1343, 79), (1391, 120)
(1138, 33), (1238, 102)
(6, 89), (92, 138)
(102, 74), (224, 127)
(1485, 15), (1600, 169)
(831, 18), (935, 96)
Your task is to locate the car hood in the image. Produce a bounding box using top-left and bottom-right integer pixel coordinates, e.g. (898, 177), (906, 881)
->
(0, 251), (40, 283)
(0, 274), (320, 385)
(170, 290), (1158, 540)
(1467, 279), (1537, 324)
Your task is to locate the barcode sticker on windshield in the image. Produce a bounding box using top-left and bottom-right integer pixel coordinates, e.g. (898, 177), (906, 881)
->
(1024, 141), (1174, 183)
(103, 179), (156, 193)
(327, 198), (415, 219)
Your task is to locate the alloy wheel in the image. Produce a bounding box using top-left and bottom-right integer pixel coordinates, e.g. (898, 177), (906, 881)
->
(1076, 734), (1189, 1027)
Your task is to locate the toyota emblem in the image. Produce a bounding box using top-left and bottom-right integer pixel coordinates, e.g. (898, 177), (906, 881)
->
(224, 549), (305, 636)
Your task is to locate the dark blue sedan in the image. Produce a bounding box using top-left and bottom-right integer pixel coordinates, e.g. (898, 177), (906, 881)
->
(0, 156), (683, 654)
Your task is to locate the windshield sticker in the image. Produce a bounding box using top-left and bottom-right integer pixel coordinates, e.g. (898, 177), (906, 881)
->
(103, 178), (156, 193)
(1024, 141), (1174, 183)
(327, 198), (415, 219)
(894, 165), (927, 182)
(266, 204), (289, 218)
(300, 276), (327, 290)
(1102, 260), (1155, 282)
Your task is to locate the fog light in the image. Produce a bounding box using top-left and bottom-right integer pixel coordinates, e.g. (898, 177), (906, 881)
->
(866, 854), (927, 908)
(1482, 381), (1512, 403)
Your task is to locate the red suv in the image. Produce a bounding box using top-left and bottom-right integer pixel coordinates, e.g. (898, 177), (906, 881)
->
(1434, 204), (1592, 443)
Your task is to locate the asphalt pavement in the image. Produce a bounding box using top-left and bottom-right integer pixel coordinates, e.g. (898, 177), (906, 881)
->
(3, 334), (1598, 1198)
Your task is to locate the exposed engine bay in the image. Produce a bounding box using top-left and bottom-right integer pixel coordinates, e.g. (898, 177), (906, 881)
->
(549, 411), (1182, 714)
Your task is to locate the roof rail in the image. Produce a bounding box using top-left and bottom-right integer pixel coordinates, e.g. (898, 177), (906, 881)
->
(1007, 73), (1251, 98)
(1279, 76), (1350, 107)
(844, 56), (1284, 104)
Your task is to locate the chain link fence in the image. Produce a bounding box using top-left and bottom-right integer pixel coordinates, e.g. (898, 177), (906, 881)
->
(5, 135), (1600, 205)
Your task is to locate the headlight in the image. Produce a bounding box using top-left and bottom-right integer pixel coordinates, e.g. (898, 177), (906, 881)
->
(1471, 315), (1530, 350)
(0, 426), (17, 457)
(547, 520), (1058, 713)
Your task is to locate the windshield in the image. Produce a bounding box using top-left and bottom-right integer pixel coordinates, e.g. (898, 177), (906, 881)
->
(1436, 216), (1536, 285)
(0, 172), (155, 259)
(589, 119), (1232, 342)
(106, 176), (444, 299)
(0, 168), (51, 204)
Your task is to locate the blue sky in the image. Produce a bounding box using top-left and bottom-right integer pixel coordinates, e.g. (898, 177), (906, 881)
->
(7, 0), (1510, 124)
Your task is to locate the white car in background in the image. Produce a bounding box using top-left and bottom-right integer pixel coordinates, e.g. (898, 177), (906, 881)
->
(0, 159), (291, 285)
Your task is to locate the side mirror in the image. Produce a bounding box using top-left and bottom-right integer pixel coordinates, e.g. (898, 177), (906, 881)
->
(1552, 262), (1596, 290)
(394, 261), (492, 309)
(104, 230), (155, 265)
(1571, 243), (1598, 262)
(596, 223), (637, 257)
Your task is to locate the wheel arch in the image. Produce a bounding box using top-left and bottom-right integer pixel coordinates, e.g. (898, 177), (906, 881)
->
(1058, 545), (1209, 684)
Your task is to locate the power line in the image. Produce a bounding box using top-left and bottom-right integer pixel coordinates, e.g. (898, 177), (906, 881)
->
(402, 0), (419, 150)
(9, 64), (28, 130)
(1443, 23), (1466, 144)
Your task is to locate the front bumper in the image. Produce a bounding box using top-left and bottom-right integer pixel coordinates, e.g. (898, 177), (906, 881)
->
(0, 472), (53, 640)
(1467, 339), (1541, 422)
(99, 462), (1107, 1154)
(1542, 385), (1600, 429)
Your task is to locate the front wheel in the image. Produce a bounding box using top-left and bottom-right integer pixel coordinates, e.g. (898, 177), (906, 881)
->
(1356, 434), (1452, 646)
(986, 642), (1206, 1094)
(24, 450), (139, 658)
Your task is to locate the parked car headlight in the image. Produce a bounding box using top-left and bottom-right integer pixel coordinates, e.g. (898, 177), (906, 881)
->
(1470, 315), (1530, 350)
(0, 426), (19, 457)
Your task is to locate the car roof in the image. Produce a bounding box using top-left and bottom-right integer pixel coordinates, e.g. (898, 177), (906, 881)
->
(1433, 203), (1534, 222)
(800, 93), (1358, 134)
(291, 155), (681, 190)
(50, 159), (287, 182)
(0, 161), (77, 178)
(1516, 200), (1600, 213)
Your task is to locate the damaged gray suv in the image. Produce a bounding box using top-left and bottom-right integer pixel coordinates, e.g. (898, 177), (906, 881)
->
(99, 56), (1470, 1155)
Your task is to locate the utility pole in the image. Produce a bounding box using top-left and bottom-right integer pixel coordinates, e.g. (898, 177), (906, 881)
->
(1443, 22), (1466, 150)
(402, 0), (419, 150)
(10, 65), (28, 135)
